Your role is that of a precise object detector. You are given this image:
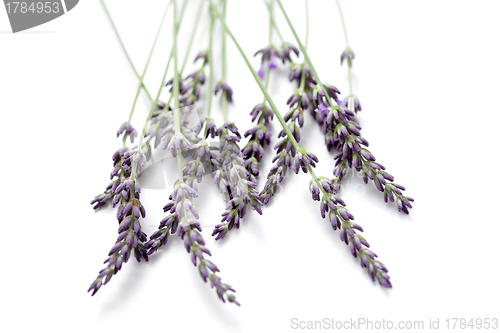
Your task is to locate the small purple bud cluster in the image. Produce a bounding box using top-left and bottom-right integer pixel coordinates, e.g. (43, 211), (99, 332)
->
(340, 47), (355, 67)
(116, 122), (138, 143)
(145, 104), (174, 149)
(120, 146), (151, 177)
(166, 52), (207, 107)
(212, 122), (263, 240)
(214, 82), (233, 102)
(278, 43), (299, 64)
(309, 178), (392, 288)
(88, 178), (149, 295)
(254, 46), (279, 80)
(146, 104), (202, 158)
(242, 103), (273, 181)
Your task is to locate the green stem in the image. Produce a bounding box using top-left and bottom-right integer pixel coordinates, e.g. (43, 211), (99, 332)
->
(221, 0), (228, 122)
(261, 0), (273, 106)
(129, 1), (191, 180)
(100, 0), (152, 101)
(298, 0), (308, 93)
(335, 0), (349, 46)
(335, 0), (353, 107)
(164, 0), (205, 111)
(128, 0), (172, 122)
(173, 0), (184, 182)
(205, 8), (215, 129)
(276, 0), (337, 112)
(264, 0), (284, 44)
(348, 63), (353, 97)
(305, 0), (309, 50)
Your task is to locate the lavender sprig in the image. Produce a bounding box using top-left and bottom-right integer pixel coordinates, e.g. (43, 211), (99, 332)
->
(166, 50), (207, 108)
(276, 0), (413, 213)
(90, 147), (129, 210)
(210, 4), (262, 240)
(212, 122), (262, 240)
(88, 176), (149, 296)
(91, 124), (152, 211)
(143, 144), (239, 305)
(242, 103), (273, 181)
(309, 179), (391, 287)
(259, 62), (316, 205)
(254, 45), (279, 80)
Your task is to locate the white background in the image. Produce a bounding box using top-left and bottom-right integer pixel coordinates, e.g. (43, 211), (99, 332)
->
(1, 1), (499, 332)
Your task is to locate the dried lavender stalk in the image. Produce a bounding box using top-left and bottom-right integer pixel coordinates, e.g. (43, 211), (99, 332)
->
(276, 0), (413, 213)
(211, 121), (263, 240)
(88, 154), (149, 295)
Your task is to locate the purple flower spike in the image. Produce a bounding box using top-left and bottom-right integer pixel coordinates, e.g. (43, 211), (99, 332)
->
(116, 122), (138, 143)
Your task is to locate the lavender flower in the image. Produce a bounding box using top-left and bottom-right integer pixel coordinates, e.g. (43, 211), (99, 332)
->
(309, 177), (392, 288)
(254, 46), (280, 79)
(312, 92), (413, 213)
(91, 147), (129, 210)
(143, 134), (239, 305)
(166, 52), (207, 107)
(91, 121), (143, 210)
(242, 103), (273, 180)
(211, 122), (262, 240)
(259, 74), (318, 204)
